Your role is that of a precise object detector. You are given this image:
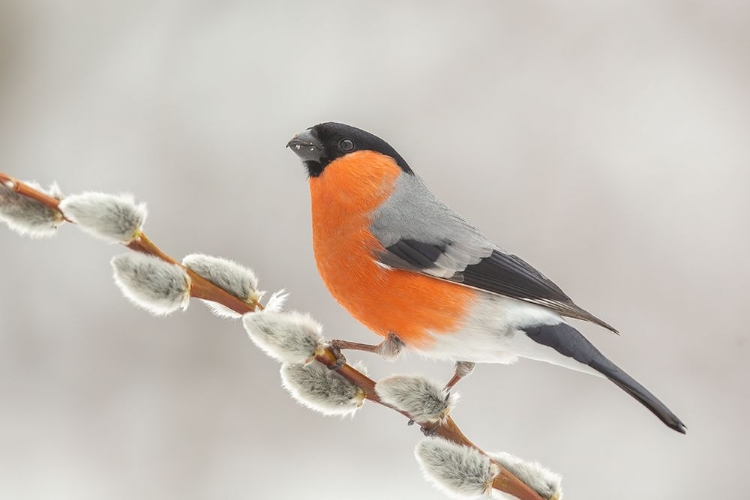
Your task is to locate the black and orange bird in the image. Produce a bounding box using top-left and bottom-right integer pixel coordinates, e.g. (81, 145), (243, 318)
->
(287, 122), (685, 433)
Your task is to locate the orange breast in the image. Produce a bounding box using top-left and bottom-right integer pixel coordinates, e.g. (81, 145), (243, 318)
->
(310, 151), (476, 348)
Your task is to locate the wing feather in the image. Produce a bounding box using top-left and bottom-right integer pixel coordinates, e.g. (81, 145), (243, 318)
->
(371, 175), (617, 333)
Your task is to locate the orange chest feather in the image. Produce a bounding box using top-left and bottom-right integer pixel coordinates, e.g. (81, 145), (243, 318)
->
(309, 151), (475, 346)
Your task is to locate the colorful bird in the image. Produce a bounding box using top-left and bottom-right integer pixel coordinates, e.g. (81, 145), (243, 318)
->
(287, 122), (685, 433)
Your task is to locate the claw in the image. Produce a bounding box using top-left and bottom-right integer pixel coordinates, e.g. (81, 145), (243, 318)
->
(327, 343), (348, 369)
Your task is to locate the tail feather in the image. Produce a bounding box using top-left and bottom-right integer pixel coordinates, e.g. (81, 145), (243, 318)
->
(590, 359), (686, 434)
(523, 322), (686, 433)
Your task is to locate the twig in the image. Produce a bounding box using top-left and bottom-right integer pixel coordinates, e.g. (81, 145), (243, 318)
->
(0, 172), (545, 500)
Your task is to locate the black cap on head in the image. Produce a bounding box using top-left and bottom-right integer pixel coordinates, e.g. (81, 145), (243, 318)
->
(287, 122), (413, 177)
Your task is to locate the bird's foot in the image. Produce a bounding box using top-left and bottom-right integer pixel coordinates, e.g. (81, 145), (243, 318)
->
(327, 334), (404, 367)
(326, 341), (348, 369)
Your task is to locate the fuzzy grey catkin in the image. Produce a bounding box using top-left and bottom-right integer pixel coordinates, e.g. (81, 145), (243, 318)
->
(489, 452), (562, 500)
(376, 375), (456, 424)
(182, 254), (258, 298)
(415, 438), (499, 498)
(182, 254), (261, 318)
(60, 192), (146, 243)
(111, 253), (191, 315)
(0, 181), (63, 238)
(243, 311), (323, 364)
(280, 361), (365, 416)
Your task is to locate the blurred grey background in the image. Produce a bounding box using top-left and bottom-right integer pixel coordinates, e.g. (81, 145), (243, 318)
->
(1, 1), (748, 498)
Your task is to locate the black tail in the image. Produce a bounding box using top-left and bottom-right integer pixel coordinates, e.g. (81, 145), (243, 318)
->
(524, 323), (686, 433)
(590, 358), (686, 433)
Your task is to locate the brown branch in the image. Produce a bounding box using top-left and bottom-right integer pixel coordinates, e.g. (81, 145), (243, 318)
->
(1, 172), (544, 500)
(127, 232), (264, 312)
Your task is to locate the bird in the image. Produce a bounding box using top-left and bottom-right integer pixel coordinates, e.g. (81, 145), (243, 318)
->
(286, 122), (686, 433)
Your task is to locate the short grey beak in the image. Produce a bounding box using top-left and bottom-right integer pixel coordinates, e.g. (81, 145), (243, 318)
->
(287, 129), (324, 163)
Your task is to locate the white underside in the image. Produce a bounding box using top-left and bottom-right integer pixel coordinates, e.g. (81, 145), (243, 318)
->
(412, 294), (602, 377)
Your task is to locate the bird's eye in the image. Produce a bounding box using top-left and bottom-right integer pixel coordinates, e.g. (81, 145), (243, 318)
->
(339, 138), (355, 152)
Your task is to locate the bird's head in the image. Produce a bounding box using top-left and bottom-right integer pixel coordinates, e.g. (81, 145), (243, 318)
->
(286, 122), (412, 178)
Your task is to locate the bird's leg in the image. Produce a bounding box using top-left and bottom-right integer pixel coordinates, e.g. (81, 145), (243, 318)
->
(444, 361), (476, 391)
(328, 333), (404, 368)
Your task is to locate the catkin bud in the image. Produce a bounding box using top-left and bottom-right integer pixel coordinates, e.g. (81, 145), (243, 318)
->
(489, 452), (562, 500)
(243, 311), (324, 364)
(0, 181), (64, 238)
(182, 254), (261, 318)
(376, 375), (456, 424)
(280, 361), (366, 416)
(415, 437), (499, 498)
(60, 192), (146, 244)
(111, 253), (191, 315)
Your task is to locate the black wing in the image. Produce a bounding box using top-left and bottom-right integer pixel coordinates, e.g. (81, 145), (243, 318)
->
(378, 239), (618, 333)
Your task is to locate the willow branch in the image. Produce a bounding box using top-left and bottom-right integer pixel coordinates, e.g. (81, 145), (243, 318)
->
(0, 171), (544, 500)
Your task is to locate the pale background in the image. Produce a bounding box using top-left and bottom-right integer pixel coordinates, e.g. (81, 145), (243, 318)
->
(1, 1), (748, 499)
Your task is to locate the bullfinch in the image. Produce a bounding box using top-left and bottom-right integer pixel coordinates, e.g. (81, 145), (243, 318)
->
(287, 122), (685, 433)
